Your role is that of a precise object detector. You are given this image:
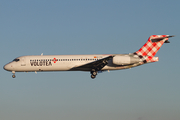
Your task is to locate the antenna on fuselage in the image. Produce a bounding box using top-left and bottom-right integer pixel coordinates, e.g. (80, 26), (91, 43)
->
(41, 53), (43, 56)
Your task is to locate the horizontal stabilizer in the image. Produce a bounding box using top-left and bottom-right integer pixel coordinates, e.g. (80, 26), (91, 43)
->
(151, 35), (174, 42)
(135, 35), (174, 57)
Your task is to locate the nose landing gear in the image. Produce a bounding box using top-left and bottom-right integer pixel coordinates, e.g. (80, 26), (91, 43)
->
(12, 71), (16, 78)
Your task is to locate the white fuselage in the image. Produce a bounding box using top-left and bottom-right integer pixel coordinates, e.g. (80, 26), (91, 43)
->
(4, 54), (142, 72)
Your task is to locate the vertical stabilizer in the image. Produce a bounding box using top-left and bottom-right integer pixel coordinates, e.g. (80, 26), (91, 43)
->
(134, 35), (174, 63)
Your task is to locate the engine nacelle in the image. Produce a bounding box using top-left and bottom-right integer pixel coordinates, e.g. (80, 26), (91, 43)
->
(112, 55), (140, 65)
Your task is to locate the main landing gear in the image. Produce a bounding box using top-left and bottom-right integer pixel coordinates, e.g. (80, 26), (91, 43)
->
(90, 69), (97, 79)
(12, 71), (16, 78)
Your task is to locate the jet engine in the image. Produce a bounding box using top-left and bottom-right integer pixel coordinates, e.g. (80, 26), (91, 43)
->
(112, 55), (140, 65)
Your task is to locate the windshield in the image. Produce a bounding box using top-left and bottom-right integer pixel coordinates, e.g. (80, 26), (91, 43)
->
(13, 59), (20, 62)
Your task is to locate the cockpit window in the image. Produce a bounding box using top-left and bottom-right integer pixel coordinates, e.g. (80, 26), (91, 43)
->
(13, 59), (20, 62)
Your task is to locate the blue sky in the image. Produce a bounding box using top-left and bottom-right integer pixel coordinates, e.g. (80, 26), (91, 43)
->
(1, 0), (180, 120)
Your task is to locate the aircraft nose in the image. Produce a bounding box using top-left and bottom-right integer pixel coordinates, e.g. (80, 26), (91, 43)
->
(3, 63), (13, 71)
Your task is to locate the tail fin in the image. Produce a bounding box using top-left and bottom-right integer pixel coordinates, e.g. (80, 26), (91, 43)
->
(134, 35), (174, 63)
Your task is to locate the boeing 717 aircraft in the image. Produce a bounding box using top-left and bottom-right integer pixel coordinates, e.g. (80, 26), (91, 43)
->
(4, 35), (174, 79)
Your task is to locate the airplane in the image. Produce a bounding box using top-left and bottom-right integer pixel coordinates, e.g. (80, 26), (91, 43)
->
(3, 35), (174, 79)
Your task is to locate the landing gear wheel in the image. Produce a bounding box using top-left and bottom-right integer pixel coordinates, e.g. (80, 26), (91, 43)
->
(12, 75), (16, 78)
(12, 71), (16, 78)
(91, 71), (97, 76)
(91, 75), (96, 79)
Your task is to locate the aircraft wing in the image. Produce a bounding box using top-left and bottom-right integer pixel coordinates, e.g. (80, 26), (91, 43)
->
(70, 55), (114, 71)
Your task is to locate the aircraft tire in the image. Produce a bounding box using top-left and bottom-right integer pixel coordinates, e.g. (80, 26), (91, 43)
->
(12, 75), (16, 78)
(91, 75), (96, 79)
(91, 71), (97, 76)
